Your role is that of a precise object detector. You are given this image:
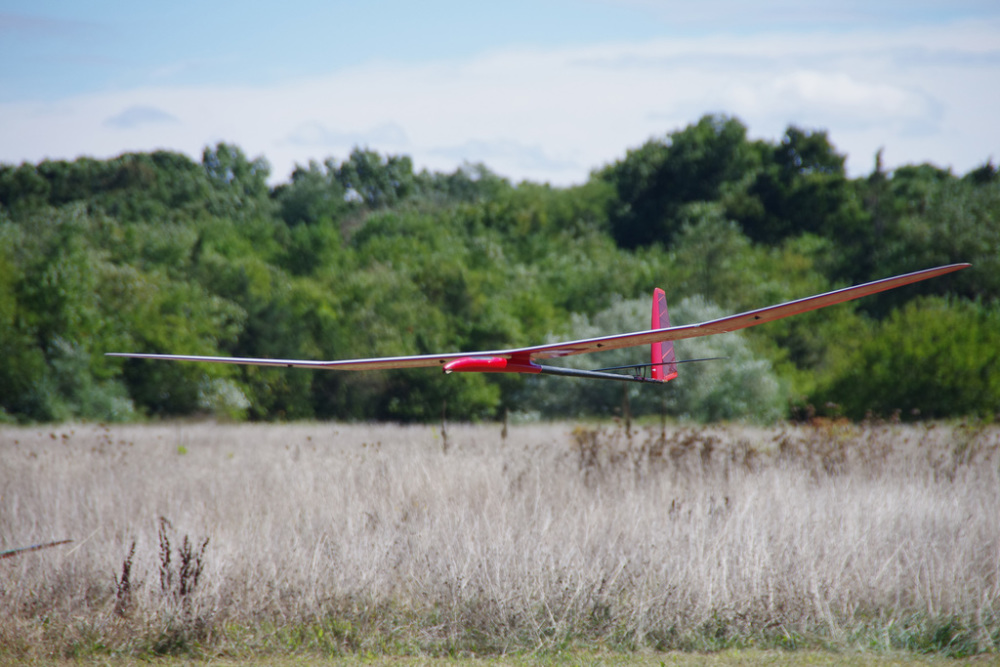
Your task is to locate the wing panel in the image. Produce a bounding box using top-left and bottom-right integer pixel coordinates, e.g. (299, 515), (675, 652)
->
(105, 352), (468, 370)
(106, 264), (969, 372)
(509, 263), (971, 359)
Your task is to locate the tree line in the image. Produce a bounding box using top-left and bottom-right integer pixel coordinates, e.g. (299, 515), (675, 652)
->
(1, 114), (997, 423)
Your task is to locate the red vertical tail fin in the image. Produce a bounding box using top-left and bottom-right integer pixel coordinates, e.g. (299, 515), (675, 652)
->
(650, 288), (678, 382)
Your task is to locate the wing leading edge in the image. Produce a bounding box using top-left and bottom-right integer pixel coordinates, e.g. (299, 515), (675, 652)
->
(106, 263), (970, 374)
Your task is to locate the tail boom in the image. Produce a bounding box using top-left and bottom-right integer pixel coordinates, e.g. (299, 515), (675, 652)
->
(442, 356), (666, 383)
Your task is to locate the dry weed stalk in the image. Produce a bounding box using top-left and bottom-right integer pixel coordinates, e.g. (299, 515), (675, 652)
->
(158, 517), (209, 608)
(114, 540), (136, 618)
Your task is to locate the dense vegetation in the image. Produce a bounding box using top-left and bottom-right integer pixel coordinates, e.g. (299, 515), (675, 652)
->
(1, 114), (997, 423)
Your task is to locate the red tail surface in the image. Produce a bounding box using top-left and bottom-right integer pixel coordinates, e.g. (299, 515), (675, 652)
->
(650, 288), (678, 382)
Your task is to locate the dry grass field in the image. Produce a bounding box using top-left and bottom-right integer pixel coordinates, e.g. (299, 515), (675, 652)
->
(1, 419), (998, 662)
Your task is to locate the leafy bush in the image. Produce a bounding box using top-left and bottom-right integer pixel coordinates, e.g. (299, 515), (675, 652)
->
(815, 297), (1000, 419)
(515, 295), (788, 422)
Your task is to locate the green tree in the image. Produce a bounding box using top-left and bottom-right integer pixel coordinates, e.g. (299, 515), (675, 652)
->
(0, 163), (51, 216)
(514, 296), (788, 422)
(0, 224), (46, 420)
(738, 127), (871, 283)
(874, 168), (1000, 310)
(0, 207), (144, 421)
(815, 298), (1000, 419)
(274, 159), (348, 226)
(964, 159), (997, 186)
(115, 277), (246, 417)
(202, 142), (273, 219)
(601, 114), (758, 248)
(415, 162), (510, 205)
(335, 148), (415, 209)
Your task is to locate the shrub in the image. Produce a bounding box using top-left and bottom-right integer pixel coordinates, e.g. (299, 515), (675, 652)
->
(515, 295), (788, 421)
(816, 297), (1000, 419)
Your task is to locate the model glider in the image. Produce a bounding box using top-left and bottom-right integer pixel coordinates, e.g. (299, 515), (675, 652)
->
(107, 263), (969, 384)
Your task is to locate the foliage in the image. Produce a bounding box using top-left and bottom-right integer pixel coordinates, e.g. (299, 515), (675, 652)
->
(517, 296), (787, 422)
(0, 116), (995, 422)
(600, 114), (760, 248)
(815, 297), (1000, 420)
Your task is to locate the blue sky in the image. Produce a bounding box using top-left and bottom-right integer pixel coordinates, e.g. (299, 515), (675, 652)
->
(2, 1), (998, 184)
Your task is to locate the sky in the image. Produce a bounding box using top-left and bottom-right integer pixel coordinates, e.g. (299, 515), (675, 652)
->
(1, 1), (998, 186)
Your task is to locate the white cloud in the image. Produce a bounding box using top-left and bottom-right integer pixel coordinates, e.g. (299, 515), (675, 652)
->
(719, 70), (941, 132)
(284, 121), (409, 149)
(104, 105), (178, 129)
(1, 18), (997, 183)
(430, 139), (578, 173)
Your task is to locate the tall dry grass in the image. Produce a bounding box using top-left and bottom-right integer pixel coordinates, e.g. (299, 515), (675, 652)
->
(0, 420), (997, 659)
